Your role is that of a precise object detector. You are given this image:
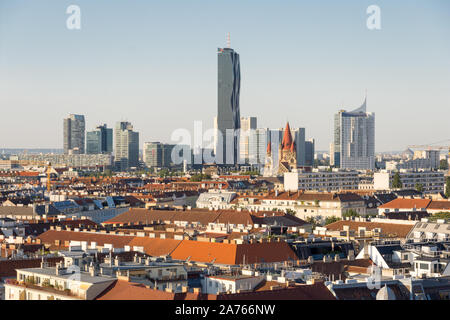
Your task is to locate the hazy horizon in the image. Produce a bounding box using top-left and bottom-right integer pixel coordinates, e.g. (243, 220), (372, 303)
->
(1, 0), (449, 152)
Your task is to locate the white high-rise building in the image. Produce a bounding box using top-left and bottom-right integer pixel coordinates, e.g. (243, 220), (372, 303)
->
(239, 117), (257, 164)
(331, 97), (375, 170)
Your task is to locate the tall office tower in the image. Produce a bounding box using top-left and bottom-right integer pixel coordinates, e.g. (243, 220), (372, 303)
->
(216, 36), (241, 165)
(305, 139), (315, 166)
(63, 114), (85, 154)
(239, 117), (257, 164)
(114, 122), (139, 171)
(143, 142), (175, 168)
(331, 97), (375, 170)
(86, 124), (113, 154)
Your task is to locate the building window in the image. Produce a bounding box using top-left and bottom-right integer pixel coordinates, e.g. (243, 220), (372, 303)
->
(419, 263), (429, 270)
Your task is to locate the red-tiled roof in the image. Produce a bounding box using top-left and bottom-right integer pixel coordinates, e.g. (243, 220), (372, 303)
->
(378, 198), (431, 209)
(281, 122), (293, 151)
(97, 280), (336, 300)
(127, 237), (182, 256)
(38, 230), (134, 249)
(36, 230), (297, 265)
(0, 257), (63, 279)
(170, 240), (298, 265)
(96, 280), (176, 300)
(427, 200), (450, 211)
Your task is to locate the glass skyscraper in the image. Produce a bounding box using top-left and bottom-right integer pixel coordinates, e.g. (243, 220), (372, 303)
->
(114, 122), (139, 171)
(143, 142), (175, 168)
(86, 124), (113, 154)
(216, 46), (241, 165)
(331, 98), (375, 170)
(63, 114), (85, 154)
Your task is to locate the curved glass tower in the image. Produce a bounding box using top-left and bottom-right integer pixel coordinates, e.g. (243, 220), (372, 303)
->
(216, 47), (241, 165)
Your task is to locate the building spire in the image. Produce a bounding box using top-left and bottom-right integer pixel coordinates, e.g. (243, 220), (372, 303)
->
(226, 32), (231, 48)
(281, 122), (293, 151)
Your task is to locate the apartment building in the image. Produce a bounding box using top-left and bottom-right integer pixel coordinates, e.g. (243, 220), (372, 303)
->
(227, 191), (366, 220)
(284, 169), (360, 192)
(374, 170), (445, 194)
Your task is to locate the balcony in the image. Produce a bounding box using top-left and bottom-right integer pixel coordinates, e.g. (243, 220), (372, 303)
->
(5, 279), (83, 300)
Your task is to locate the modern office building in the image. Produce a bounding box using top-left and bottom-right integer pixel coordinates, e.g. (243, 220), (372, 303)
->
(215, 40), (241, 166)
(86, 124), (113, 154)
(331, 98), (375, 170)
(305, 139), (315, 166)
(239, 117), (257, 164)
(63, 114), (85, 154)
(143, 142), (175, 168)
(114, 122), (139, 171)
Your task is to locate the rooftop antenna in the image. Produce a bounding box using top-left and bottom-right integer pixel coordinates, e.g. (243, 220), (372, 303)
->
(226, 32), (231, 48)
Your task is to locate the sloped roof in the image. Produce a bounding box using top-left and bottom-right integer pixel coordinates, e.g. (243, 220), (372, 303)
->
(281, 122), (293, 151)
(170, 240), (238, 265)
(325, 220), (414, 238)
(104, 208), (303, 227)
(218, 282), (336, 300)
(427, 201), (450, 211)
(127, 237), (182, 256)
(170, 240), (298, 265)
(38, 230), (134, 248)
(333, 283), (409, 300)
(96, 280), (176, 300)
(96, 280), (336, 300)
(0, 257), (63, 279)
(234, 241), (299, 264)
(378, 198), (431, 210)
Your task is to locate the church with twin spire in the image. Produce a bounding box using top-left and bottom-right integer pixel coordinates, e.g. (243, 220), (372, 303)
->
(263, 122), (298, 177)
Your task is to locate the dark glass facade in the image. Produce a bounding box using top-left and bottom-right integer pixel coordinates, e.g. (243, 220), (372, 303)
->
(86, 124), (113, 154)
(216, 47), (241, 165)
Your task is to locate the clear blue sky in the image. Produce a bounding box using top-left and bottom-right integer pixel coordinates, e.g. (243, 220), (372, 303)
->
(0, 0), (449, 151)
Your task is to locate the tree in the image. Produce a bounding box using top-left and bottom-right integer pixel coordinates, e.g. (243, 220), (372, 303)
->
(285, 209), (296, 216)
(190, 174), (210, 182)
(325, 216), (341, 225)
(445, 177), (450, 199)
(439, 159), (449, 170)
(415, 183), (424, 193)
(158, 168), (170, 178)
(392, 172), (403, 189)
(342, 209), (359, 218)
(305, 217), (320, 227)
(428, 211), (450, 222)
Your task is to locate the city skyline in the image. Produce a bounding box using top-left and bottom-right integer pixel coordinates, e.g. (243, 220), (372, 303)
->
(0, 0), (449, 152)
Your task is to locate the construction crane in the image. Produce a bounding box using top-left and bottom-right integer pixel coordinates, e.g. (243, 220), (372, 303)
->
(407, 139), (450, 151)
(407, 145), (449, 151)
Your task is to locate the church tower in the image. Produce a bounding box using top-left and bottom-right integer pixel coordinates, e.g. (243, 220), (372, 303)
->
(278, 122), (297, 174)
(263, 140), (274, 177)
